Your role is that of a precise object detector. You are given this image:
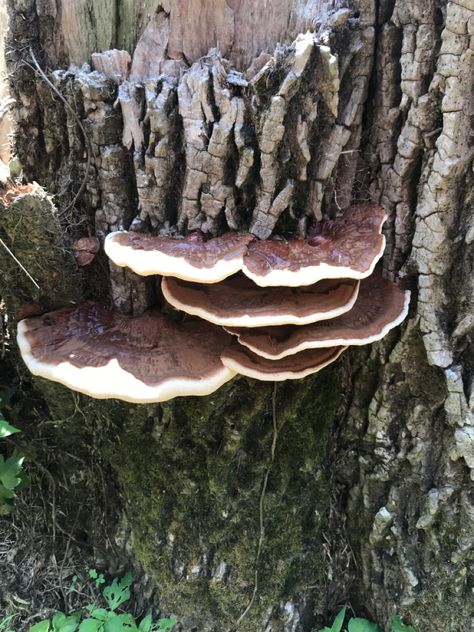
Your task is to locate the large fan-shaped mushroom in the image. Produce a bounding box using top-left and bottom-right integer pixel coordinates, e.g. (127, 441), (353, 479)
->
(242, 205), (387, 287)
(221, 343), (346, 381)
(17, 303), (236, 403)
(104, 205), (386, 287)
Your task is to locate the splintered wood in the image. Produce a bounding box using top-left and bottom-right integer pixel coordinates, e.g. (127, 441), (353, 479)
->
(10, 5), (376, 313)
(42, 22), (374, 242)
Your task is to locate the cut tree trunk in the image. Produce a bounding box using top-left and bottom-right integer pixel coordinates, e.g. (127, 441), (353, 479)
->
(0, 1), (473, 631)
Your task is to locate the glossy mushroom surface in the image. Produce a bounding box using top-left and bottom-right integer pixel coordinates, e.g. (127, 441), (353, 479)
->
(162, 274), (360, 327)
(242, 205), (387, 286)
(226, 272), (410, 359)
(17, 303), (236, 403)
(105, 230), (254, 282)
(221, 343), (347, 381)
(104, 205), (386, 287)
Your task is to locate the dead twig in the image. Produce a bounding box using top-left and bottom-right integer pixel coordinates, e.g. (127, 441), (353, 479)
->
(0, 236), (40, 289)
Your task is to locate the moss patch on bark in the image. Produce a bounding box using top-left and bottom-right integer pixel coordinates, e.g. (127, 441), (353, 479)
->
(98, 367), (345, 630)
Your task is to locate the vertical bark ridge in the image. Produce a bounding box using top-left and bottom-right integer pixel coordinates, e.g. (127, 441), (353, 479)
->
(339, 0), (474, 628)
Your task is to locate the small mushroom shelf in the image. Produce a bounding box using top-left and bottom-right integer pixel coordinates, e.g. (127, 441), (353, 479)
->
(17, 205), (410, 402)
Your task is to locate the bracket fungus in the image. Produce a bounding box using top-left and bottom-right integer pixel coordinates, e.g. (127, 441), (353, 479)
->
(17, 204), (410, 400)
(225, 272), (410, 359)
(221, 344), (347, 381)
(17, 303), (236, 403)
(242, 205), (387, 287)
(162, 275), (360, 327)
(105, 205), (387, 287)
(105, 230), (254, 283)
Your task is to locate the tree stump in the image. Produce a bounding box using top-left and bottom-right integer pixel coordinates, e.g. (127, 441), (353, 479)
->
(0, 1), (473, 630)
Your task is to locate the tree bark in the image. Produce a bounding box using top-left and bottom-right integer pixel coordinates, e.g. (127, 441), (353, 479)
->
(0, 1), (473, 631)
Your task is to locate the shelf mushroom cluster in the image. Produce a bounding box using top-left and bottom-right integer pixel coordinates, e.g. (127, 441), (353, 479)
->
(17, 205), (410, 403)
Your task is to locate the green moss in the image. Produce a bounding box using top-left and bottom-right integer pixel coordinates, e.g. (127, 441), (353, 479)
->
(407, 553), (474, 632)
(15, 349), (345, 630)
(0, 187), (83, 314)
(404, 502), (474, 631)
(99, 366), (345, 630)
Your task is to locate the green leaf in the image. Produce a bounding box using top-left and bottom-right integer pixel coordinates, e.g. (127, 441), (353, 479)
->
(104, 614), (138, 632)
(88, 569), (98, 579)
(155, 619), (176, 632)
(103, 573), (132, 611)
(29, 620), (51, 632)
(0, 418), (20, 438)
(329, 608), (346, 632)
(0, 483), (15, 499)
(79, 619), (103, 632)
(52, 613), (80, 632)
(89, 610), (109, 622)
(319, 606), (346, 632)
(138, 615), (152, 632)
(52, 614), (67, 631)
(391, 615), (416, 632)
(348, 618), (381, 632)
(0, 455), (25, 490)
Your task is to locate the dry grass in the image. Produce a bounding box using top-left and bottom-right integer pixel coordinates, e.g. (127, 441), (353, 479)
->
(0, 477), (103, 630)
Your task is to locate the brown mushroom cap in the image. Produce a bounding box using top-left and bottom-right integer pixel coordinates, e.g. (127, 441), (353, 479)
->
(73, 237), (101, 267)
(17, 303), (236, 403)
(105, 230), (254, 283)
(162, 274), (360, 327)
(226, 272), (410, 359)
(221, 343), (347, 381)
(104, 205), (386, 286)
(242, 205), (387, 287)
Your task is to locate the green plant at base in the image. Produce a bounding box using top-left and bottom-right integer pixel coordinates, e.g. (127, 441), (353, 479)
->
(391, 615), (415, 632)
(88, 569), (106, 589)
(320, 607), (416, 632)
(0, 392), (27, 514)
(0, 613), (16, 632)
(26, 572), (176, 632)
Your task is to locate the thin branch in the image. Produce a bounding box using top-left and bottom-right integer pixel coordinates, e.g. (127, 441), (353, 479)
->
(0, 236), (40, 289)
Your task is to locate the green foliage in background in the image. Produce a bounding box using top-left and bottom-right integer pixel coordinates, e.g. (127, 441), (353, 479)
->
(22, 572), (176, 632)
(0, 392), (27, 514)
(319, 607), (416, 632)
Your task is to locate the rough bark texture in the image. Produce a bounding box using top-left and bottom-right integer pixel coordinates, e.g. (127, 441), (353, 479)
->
(0, 1), (473, 631)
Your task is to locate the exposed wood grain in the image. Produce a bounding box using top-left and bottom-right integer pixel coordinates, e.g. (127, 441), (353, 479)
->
(38, 0), (356, 70)
(117, 0), (163, 54)
(36, 0), (161, 66)
(58, 0), (116, 65)
(167, 0), (350, 69)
